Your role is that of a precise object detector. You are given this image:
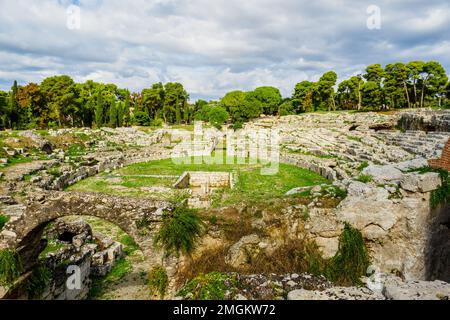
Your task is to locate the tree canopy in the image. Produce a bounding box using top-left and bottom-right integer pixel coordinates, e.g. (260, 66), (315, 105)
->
(0, 60), (448, 131)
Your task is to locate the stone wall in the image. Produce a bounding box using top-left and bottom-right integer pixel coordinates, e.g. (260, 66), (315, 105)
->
(188, 172), (232, 188)
(398, 109), (450, 132)
(429, 138), (450, 171)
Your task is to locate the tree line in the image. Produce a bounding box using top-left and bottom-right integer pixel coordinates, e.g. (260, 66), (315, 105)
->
(0, 60), (449, 130)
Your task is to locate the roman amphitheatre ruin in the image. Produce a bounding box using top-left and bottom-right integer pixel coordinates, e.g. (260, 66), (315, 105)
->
(0, 108), (449, 300)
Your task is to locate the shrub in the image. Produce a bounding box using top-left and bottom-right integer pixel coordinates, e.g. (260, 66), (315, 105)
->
(148, 265), (169, 299)
(207, 107), (229, 129)
(132, 111), (151, 126)
(232, 122), (243, 130)
(177, 272), (238, 300)
(26, 264), (52, 299)
(0, 249), (23, 286)
(0, 215), (10, 230)
(325, 223), (370, 286)
(153, 204), (204, 257)
(151, 118), (164, 127)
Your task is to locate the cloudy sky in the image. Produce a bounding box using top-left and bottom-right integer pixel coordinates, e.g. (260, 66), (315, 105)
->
(0, 0), (449, 101)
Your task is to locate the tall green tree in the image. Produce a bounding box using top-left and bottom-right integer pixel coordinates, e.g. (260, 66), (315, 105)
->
(421, 61), (448, 107)
(316, 71), (338, 111)
(40, 76), (78, 127)
(219, 90), (247, 123)
(292, 81), (315, 113)
(406, 61), (425, 107)
(123, 96), (131, 126)
(251, 86), (282, 115)
(95, 92), (105, 128)
(0, 90), (9, 129)
(384, 63), (409, 109)
(10, 81), (20, 128)
(163, 83), (188, 124)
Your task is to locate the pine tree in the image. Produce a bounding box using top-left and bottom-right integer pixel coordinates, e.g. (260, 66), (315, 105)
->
(95, 93), (104, 128)
(109, 103), (118, 128)
(123, 97), (131, 126)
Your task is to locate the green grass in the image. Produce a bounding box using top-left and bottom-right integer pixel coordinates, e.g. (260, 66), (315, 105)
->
(5, 155), (33, 167)
(0, 215), (10, 230)
(66, 144), (87, 157)
(39, 241), (66, 259)
(358, 161), (369, 172)
(120, 235), (140, 256)
(356, 174), (373, 183)
(69, 156), (329, 206)
(347, 135), (363, 143)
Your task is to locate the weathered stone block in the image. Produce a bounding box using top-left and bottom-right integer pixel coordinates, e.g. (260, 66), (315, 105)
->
(363, 165), (403, 183)
(400, 172), (441, 193)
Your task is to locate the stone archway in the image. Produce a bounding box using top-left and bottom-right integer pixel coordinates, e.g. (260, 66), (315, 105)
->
(0, 191), (170, 272)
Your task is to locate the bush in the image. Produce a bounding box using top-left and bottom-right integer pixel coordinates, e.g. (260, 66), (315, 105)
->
(0, 215), (10, 230)
(232, 122), (243, 130)
(279, 100), (295, 116)
(151, 118), (164, 127)
(153, 205), (205, 257)
(0, 249), (23, 286)
(26, 264), (52, 299)
(148, 265), (169, 299)
(132, 111), (151, 126)
(177, 272), (238, 300)
(325, 223), (370, 286)
(207, 107), (229, 129)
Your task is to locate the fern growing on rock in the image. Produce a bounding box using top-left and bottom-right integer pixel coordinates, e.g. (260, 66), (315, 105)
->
(153, 203), (204, 258)
(325, 223), (370, 286)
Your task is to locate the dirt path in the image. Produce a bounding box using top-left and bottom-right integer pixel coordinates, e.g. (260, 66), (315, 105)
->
(100, 251), (152, 300)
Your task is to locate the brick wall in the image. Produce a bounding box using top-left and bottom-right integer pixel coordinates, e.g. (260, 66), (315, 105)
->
(429, 138), (450, 171)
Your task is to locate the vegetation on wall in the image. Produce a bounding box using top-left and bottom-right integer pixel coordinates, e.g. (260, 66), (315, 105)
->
(325, 223), (370, 286)
(148, 265), (169, 299)
(153, 203), (205, 258)
(0, 249), (23, 287)
(408, 166), (450, 209)
(26, 264), (52, 299)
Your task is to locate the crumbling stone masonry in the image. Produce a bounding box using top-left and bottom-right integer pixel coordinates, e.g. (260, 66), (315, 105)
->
(429, 138), (450, 171)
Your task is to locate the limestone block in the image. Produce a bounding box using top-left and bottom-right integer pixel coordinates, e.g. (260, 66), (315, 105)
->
(400, 172), (441, 193)
(383, 280), (450, 300)
(287, 287), (384, 300)
(363, 165), (403, 183)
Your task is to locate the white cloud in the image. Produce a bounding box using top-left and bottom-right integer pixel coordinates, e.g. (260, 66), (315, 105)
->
(0, 0), (449, 100)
